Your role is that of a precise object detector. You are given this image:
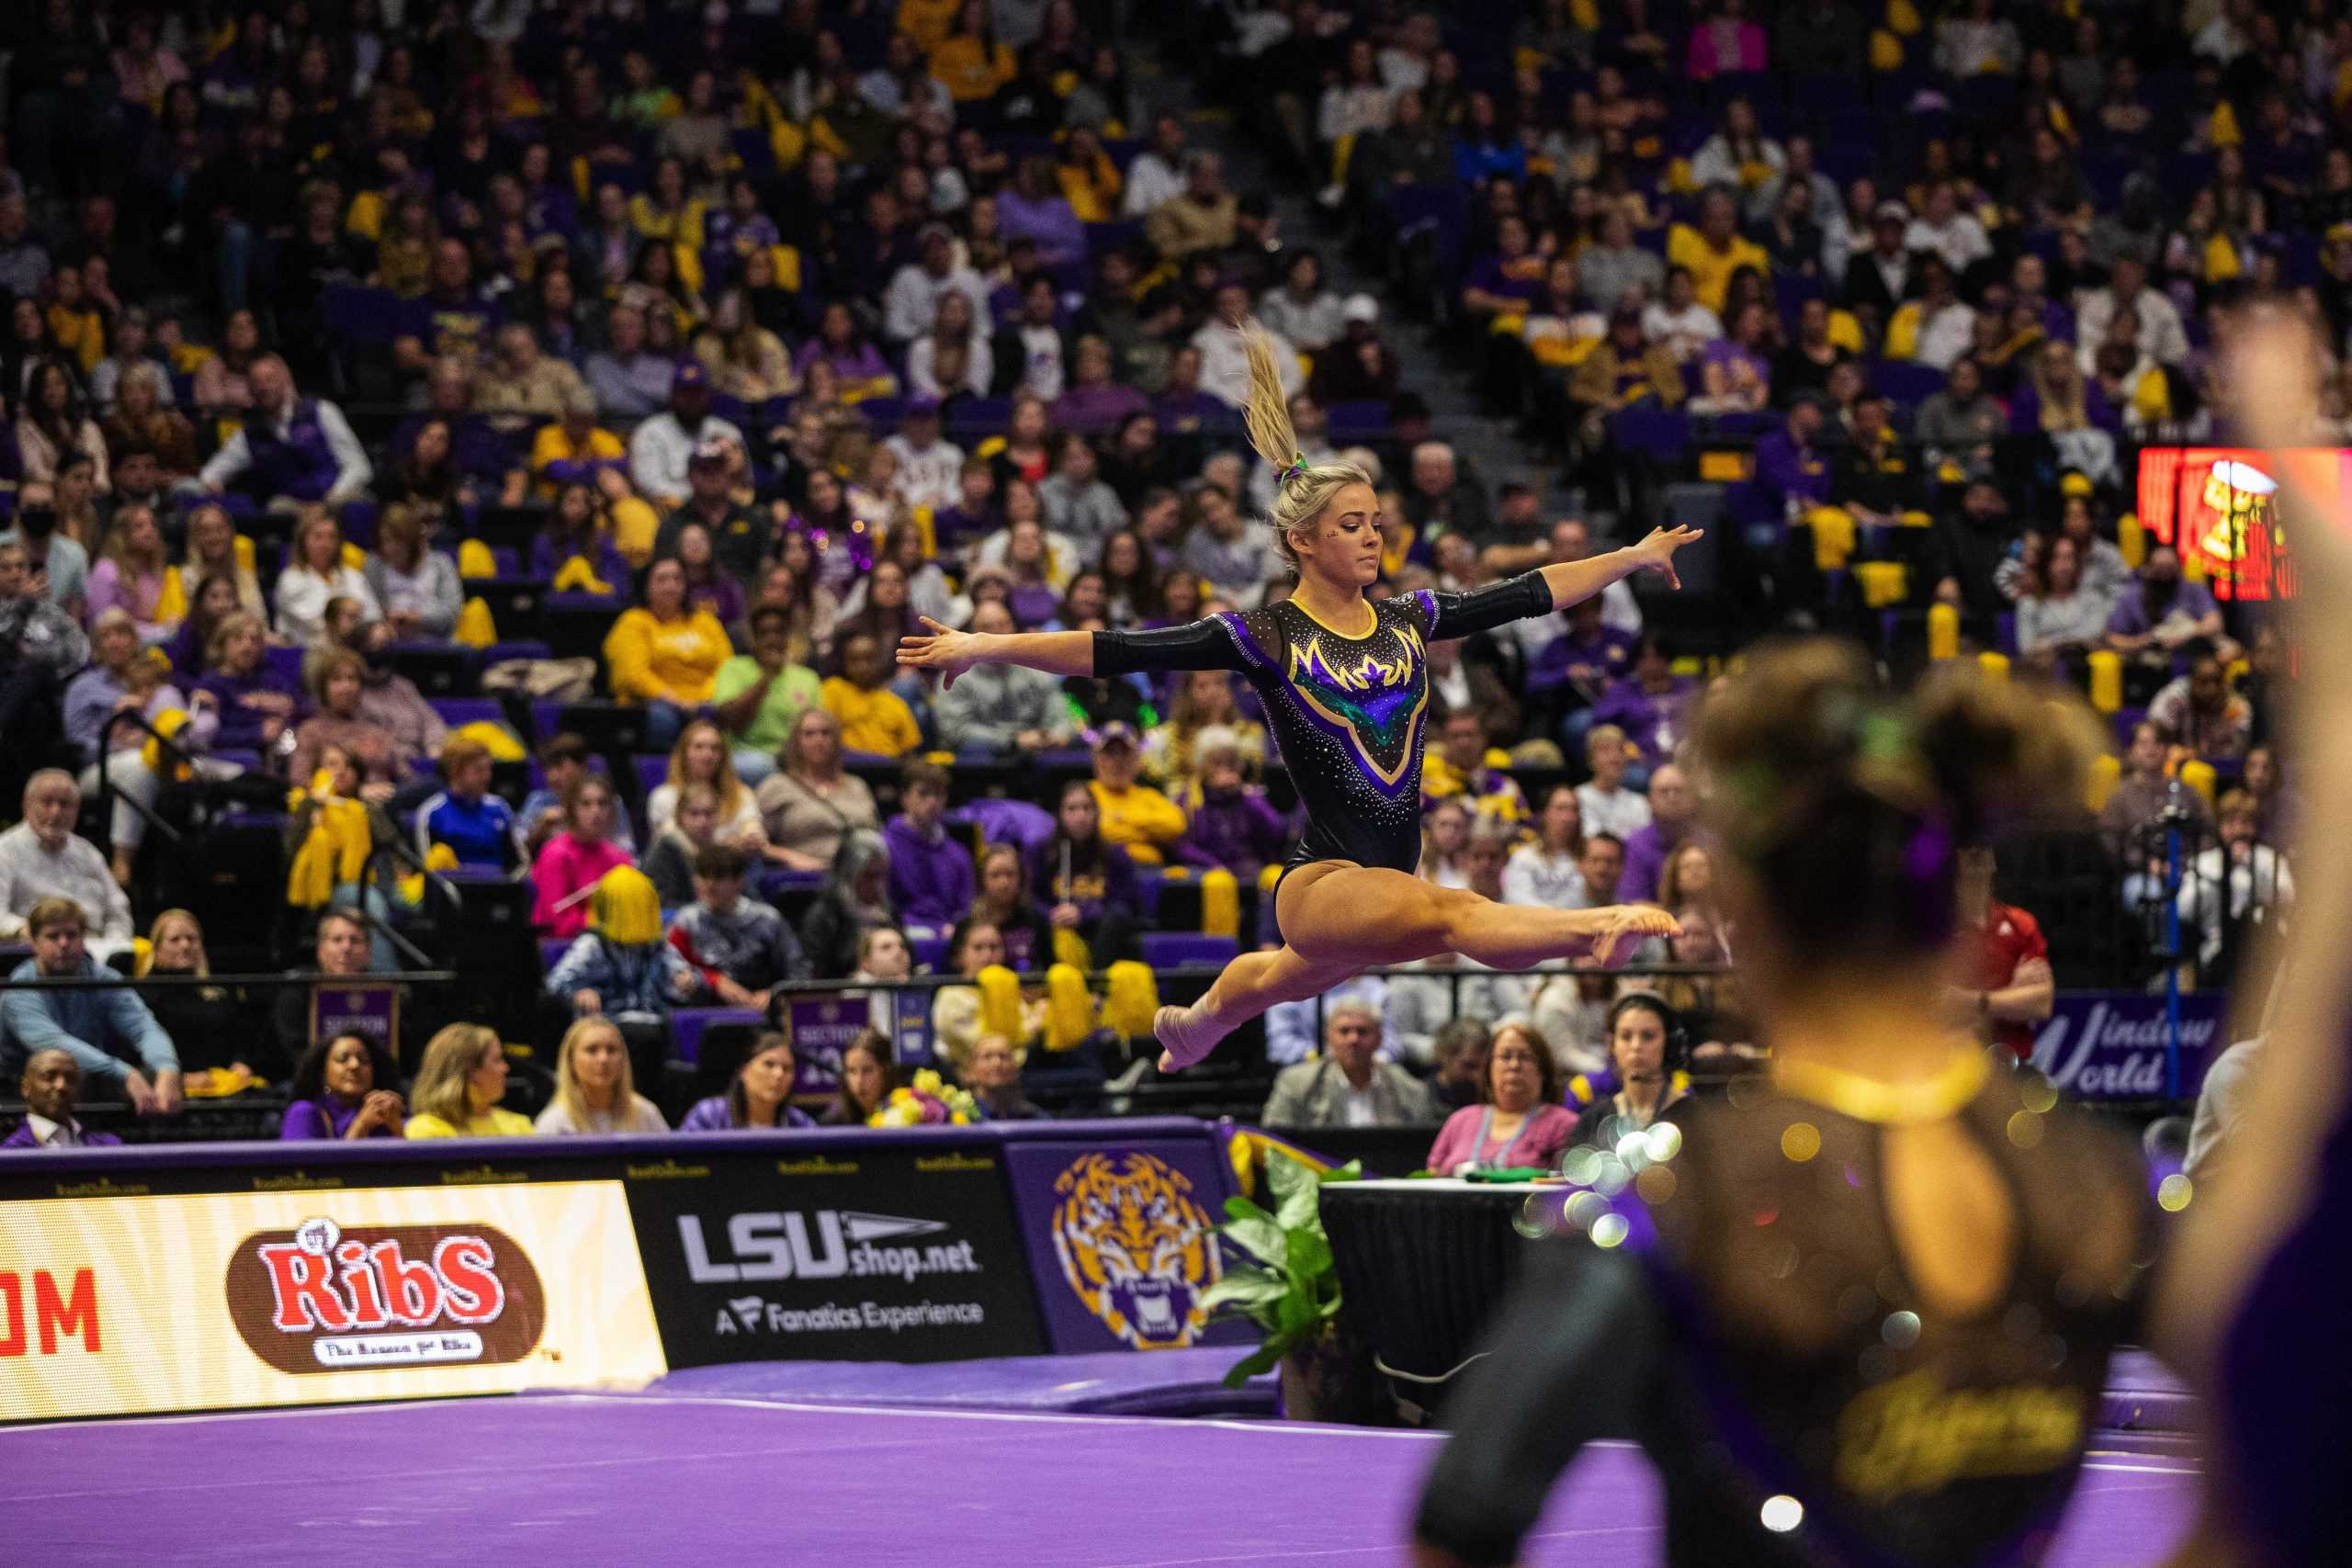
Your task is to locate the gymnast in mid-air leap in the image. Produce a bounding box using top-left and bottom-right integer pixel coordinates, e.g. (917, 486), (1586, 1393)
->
(899, 324), (1693, 1070)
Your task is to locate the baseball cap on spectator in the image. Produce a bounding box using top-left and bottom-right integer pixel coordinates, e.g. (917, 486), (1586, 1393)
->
(673, 362), (708, 392)
(2060, 471), (2095, 498)
(1341, 294), (1380, 325)
(918, 221), (954, 248)
(1091, 722), (1140, 751)
(689, 438), (731, 469)
(1873, 200), (1910, 226)
(906, 394), (943, 419)
(1608, 302), (1643, 329)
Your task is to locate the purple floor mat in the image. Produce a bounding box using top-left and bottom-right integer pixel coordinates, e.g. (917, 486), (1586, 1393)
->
(0, 1395), (2196, 1567)
(644, 1347), (1275, 1416)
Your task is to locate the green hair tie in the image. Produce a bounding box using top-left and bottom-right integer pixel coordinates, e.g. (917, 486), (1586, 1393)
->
(1286, 451), (1310, 480)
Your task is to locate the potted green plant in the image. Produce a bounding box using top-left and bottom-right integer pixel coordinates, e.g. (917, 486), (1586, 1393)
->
(1203, 1148), (1370, 1421)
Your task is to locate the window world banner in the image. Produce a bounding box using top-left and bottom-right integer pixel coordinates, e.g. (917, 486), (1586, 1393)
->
(2030, 990), (2229, 1101)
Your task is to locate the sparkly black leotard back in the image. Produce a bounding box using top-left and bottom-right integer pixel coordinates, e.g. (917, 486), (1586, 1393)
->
(1093, 574), (1554, 874)
(1415, 1070), (2160, 1568)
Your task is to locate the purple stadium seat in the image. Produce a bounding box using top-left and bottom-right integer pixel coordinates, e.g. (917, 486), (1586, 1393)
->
(755, 869), (825, 904)
(1084, 220), (1142, 256)
(484, 639), (552, 664)
(670, 1007), (766, 1066)
(949, 797), (1056, 852)
(431, 697), (506, 730)
(1141, 932), (1238, 969)
(322, 283), (402, 344)
(540, 937), (572, 970)
(1611, 406), (1692, 464)
(910, 936), (949, 971)
(729, 126), (776, 175)
(634, 753), (670, 797)
(1871, 358), (1948, 410)
(1325, 400), (1391, 444)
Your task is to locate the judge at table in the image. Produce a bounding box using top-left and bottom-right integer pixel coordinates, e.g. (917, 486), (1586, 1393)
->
(1261, 1002), (1439, 1128)
(1425, 1021), (1577, 1174)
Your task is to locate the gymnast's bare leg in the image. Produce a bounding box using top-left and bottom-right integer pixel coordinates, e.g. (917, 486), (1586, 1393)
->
(1155, 861), (1677, 1069)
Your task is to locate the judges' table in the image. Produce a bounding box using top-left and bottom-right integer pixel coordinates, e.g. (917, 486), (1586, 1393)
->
(1319, 1178), (1569, 1419)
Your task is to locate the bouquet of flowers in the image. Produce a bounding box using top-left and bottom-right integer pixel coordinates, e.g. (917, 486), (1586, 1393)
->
(867, 1068), (978, 1127)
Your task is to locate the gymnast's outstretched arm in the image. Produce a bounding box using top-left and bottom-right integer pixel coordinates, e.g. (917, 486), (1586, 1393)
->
(899, 615), (1250, 687)
(1420, 525), (1703, 644)
(1412, 1240), (1659, 1568)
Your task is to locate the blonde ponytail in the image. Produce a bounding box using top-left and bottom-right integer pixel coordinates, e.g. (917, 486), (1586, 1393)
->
(1229, 321), (1372, 572)
(1238, 323), (1305, 478)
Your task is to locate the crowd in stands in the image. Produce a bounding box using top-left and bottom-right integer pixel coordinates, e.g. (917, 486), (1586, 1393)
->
(0, 0), (2324, 1148)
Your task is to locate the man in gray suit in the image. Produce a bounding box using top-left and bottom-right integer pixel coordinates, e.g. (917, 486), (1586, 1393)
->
(1260, 1001), (1440, 1129)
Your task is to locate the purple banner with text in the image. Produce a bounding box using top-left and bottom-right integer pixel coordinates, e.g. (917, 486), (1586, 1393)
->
(2028, 990), (2228, 1101)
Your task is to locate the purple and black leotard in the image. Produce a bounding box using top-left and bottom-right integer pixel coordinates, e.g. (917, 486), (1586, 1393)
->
(1092, 573), (1554, 877)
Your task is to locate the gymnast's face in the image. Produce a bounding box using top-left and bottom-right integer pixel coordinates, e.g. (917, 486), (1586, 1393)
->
(1289, 482), (1384, 592)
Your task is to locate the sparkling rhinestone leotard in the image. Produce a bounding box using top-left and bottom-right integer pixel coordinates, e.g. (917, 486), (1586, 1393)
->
(1093, 573), (1555, 877)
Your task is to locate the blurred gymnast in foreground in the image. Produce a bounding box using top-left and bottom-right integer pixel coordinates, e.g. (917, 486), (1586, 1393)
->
(2151, 307), (2352, 1568)
(1413, 642), (2163, 1566)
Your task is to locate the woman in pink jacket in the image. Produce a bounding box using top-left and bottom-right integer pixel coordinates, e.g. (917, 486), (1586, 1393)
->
(1423, 1021), (1577, 1175)
(530, 774), (636, 938)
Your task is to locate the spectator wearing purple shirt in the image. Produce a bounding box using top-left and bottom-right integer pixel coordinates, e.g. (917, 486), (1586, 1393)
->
(1459, 216), (1546, 321)
(794, 301), (899, 399)
(1589, 635), (1699, 767)
(1052, 335), (1150, 434)
(994, 156), (1087, 269)
(1619, 763), (1700, 906)
(1529, 595), (1638, 700)
(390, 238), (503, 378)
(2009, 338), (2120, 438)
(1692, 301), (1775, 414)
(2105, 545), (2229, 659)
(1743, 395), (1833, 532)
(1175, 729), (1289, 879)
(884, 761), (977, 939)
(193, 610), (301, 754)
(278, 1032), (406, 1141)
(1152, 344), (1233, 437)
(680, 1032), (817, 1132)
(4, 1051), (123, 1150)
(388, 359), (514, 485)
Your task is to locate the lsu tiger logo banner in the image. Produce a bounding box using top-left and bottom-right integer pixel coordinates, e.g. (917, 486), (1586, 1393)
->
(1046, 1152), (1220, 1350)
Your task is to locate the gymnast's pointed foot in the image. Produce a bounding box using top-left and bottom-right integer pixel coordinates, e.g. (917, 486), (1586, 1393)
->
(1156, 1003), (1227, 1073)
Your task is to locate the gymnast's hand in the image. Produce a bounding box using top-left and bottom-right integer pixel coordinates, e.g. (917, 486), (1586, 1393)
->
(1633, 524), (1703, 591)
(2227, 307), (2351, 591)
(1589, 905), (1681, 966)
(898, 616), (984, 690)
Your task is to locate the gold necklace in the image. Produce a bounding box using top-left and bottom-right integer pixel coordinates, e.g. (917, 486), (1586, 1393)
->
(1770, 1047), (1993, 1126)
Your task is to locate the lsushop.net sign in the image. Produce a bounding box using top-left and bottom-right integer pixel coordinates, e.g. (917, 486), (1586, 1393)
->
(2030, 990), (2227, 1101)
